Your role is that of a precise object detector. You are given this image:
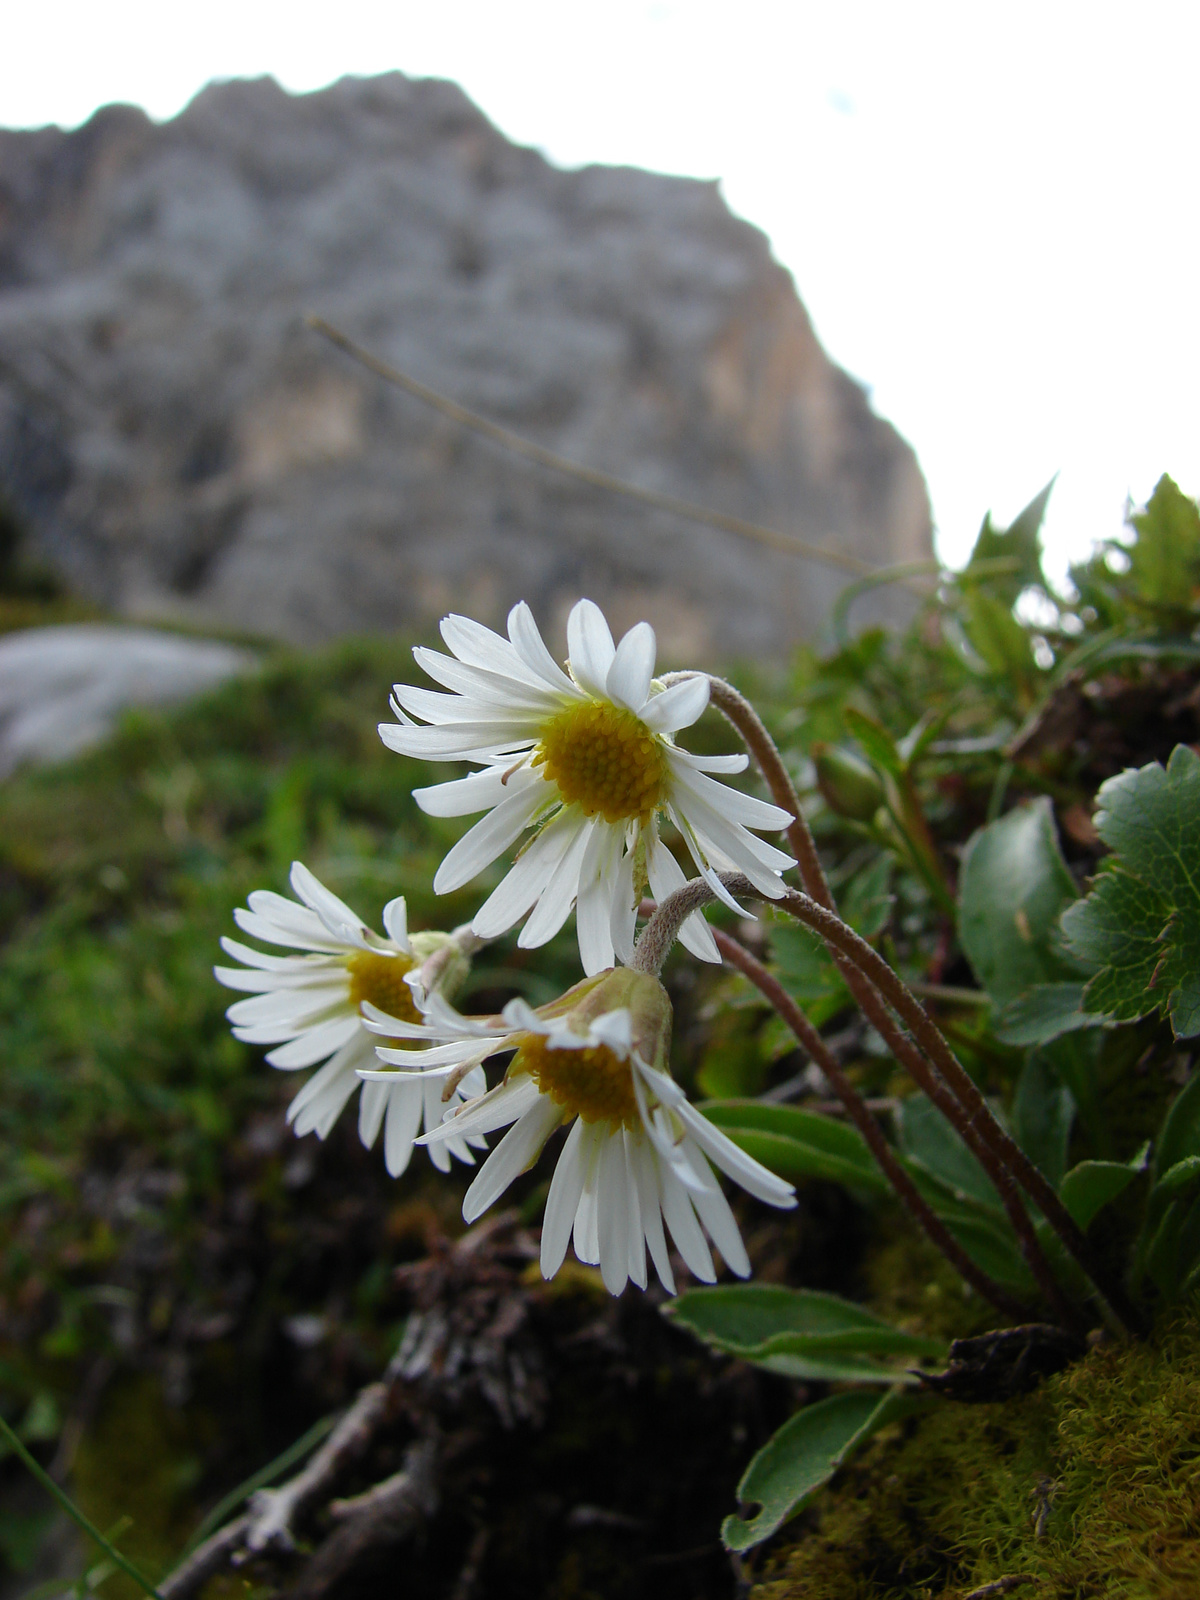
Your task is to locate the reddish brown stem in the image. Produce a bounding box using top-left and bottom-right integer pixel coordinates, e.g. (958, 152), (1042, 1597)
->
(693, 679), (1086, 1327)
(713, 929), (1032, 1319)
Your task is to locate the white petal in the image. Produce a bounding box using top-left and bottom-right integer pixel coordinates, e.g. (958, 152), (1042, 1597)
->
(236, 897), (348, 953)
(668, 762), (794, 830)
(381, 898), (409, 949)
(622, 1130), (648, 1289)
(640, 673), (709, 733)
(596, 1131), (631, 1295)
(226, 986), (347, 1030)
(462, 1094), (563, 1222)
(633, 1136), (675, 1294)
(670, 749), (749, 775)
(384, 1080), (426, 1177)
(289, 862), (366, 941)
(566, 599), (616, 697)
(287, 1041), (364, 1137)
(575, 822), (622, 975)
(379, 719), (538, 760)
(588, 1010), (634, 1053)
(419, 1075), (540, 1143)
(261, 1014), (360, 1068)
(659, 1170), (716, 1283)
(474, 810), (582, 939)
(517, 816), (593, 947)
(433, 781), (549, 895)
(605, 622), (657, 712)
(439, 612), (551, 689)
(358, 1077), (389, 1147)
(645, 827), (721, 964)
(507, 601), (580, 695)
(540, 1117), (588, 1278)
(609, 844), (639, 967)
(682, 1139), (752, 1276)
(413, 765), (536, 819)
(219, 937), (339, 973)
(572, 1124), (605, 1263)
(676, 1102), (798, 1209)
(411, 644), (560, 712)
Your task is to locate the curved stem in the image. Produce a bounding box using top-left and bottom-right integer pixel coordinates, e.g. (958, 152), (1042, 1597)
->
(668, 677), (1082, 1323)
(676, 677), (1141, 1337)
(712, 928), (1032, 1320)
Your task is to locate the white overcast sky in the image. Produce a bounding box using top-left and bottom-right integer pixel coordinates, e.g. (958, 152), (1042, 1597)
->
(4, 1), (1198, 579)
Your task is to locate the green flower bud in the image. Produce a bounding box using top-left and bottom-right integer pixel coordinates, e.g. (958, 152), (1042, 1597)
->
(812, 741), (885, 822)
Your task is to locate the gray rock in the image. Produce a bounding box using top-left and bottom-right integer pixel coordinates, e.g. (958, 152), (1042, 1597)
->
(0, 73), (931, 660)
(0, 624), (253, 775)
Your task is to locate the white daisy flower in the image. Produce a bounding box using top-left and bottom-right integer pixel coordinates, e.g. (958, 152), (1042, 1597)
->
(358, 967), (797, 1295)
(379, 598), (795, 976)
(215, 860), (486, 1176)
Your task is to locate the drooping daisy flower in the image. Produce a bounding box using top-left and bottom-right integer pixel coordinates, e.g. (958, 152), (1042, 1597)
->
(358, 967), (796, 1295)
(215, 861), (486, 1176)
(379, 599), (795, 976)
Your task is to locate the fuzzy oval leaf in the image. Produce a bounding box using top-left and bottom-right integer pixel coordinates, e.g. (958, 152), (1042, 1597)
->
(722, 1388), (927, 1551)
(1058, 1160), (1141, 1229)
(701, 1102), (889, 1194)
(1154, 1071), (1200, 1177)
(959, 798), (1085, 1006)
(667, 1283), (894, 1356)
(896, 1094), (1003, 1212)
(1153, 1154), (1200, 1200)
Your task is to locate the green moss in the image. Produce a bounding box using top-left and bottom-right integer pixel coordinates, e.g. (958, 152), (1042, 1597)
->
(755, 1308), (1200, 1600)
(70, 1373), (201, 1595)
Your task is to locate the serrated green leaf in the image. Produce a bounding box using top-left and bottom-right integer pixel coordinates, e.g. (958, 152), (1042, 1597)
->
(1061, 745), (1200, 1037)
(959, 798), (1085, 1007)
(722, 1389), (928, 1551)
(963, 480), (1054, 605)
(1124, 474), (1200, 615)
(1058, 1160), (1141, 1229)
(994, 983), (1106, 1046)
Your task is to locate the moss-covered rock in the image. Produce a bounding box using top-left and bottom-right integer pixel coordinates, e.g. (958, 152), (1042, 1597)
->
(755, 1309), (1200, 1600)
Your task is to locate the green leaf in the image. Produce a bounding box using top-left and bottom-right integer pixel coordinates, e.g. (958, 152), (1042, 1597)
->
(959, 798), (1085, 1007)
(1153, 1154), (1200, 1200)
(963, 480), (1054, 605)
(1124, 474), (1200, 615)
(699, 1102), (889, 1194)
(896, 1094), (1002, 1213)
(841, 853), (894, 941)
(1061, 745), (1200, 1037)
(994, 983), (1107, 1046)
(1058, 1160), (1142, 1229)
(668, 1283), (898, 1354)
(1011, 1054), (1075, 1188)
(961, 587), (1038, 691)
(843, 707), (905, 778)
(769, 919), (850, 1029)
(1153, 1071), (1200, 1177)
(722, 1388), (928, 1551)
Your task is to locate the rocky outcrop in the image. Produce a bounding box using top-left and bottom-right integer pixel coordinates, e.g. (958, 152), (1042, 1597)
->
(0, 73), (931, 660)
(0, 625), (253, 775)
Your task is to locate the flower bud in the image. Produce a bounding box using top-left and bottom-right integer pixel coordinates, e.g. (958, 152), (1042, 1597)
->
(812, 741), (885, 822)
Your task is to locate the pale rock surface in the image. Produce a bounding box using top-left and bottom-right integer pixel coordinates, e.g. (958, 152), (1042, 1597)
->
(0, 73), (932, 660)
(0, 624), (254, 775)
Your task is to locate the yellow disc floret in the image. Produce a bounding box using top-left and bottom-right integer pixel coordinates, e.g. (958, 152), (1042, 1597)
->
(535, 700), (670, 824)
(519, 1034), (639, 1127)
(345, 950), (421, 1028)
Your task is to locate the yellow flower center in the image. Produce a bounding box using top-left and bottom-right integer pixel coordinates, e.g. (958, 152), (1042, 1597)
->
(519, 1034), (639, 1127)
(534, 700), (670, 824)
(345, 950), (421, 1035)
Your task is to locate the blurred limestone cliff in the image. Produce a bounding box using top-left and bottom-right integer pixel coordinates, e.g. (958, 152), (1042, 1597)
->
(0, 72), (931, 661)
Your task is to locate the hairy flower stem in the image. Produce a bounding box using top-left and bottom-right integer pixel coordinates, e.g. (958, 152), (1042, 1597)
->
(666, 678), (1082, 1322)
(711, 928), (1032, 1319)
(642, 875), (1144, 1336)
